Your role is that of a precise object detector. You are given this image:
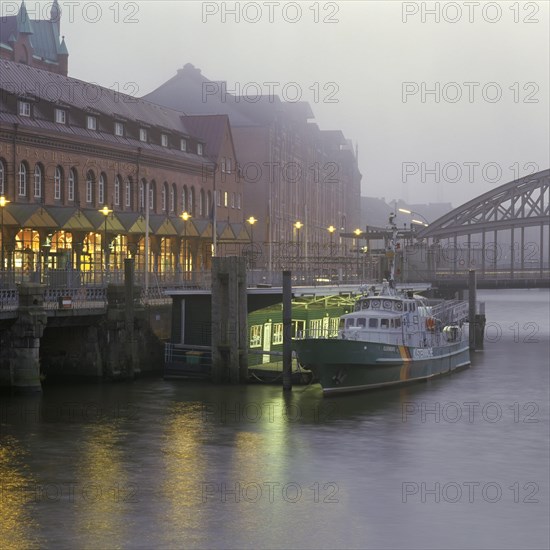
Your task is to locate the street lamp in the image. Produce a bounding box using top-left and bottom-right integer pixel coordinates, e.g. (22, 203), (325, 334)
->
(247, 216), (257, 245)
(327, 225), (336, 256)
(294, 221), (303, 266)
(181, 211), (191, 272)
(398, 208), (429, 226)
(99, 205), (112, 275)
(0, 196), (10, 272)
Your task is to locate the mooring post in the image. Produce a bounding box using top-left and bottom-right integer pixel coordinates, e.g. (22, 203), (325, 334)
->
(468, 269), (476, 350)
(282, 270), (292, 391)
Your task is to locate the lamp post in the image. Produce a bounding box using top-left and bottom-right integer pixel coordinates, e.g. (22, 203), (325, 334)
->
(327, 225), (336, 256)
(398, 208), (429, 227)
(354, 228), (362, 277)
(294, 221), (303, 272)
(247, 216), (257, 246)
(99, 205), (112, 278)
(0, 195), (10, 272)
(181, 211), (191, 273)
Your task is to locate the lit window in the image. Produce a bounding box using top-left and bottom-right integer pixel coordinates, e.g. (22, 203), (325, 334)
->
(273, 323), (283, 345)
(161, 134), (168, 147)
(19, 101), (31, 117)
(250, 325), (262, 348)
(197, 143), (203, 155)
(180, 138), (187, 152)
(223, 191), (228, 207)
(55, 108), (66, 124)
(139, 128), (147, 142)
(114, 122), (124, 136)
(87, 116), (97, 130)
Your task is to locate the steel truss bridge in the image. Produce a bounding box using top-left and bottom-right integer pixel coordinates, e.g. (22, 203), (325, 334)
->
(407, 169), (549, 288)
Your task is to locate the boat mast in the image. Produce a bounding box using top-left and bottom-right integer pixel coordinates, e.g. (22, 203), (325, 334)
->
(387, 213), (398, 288)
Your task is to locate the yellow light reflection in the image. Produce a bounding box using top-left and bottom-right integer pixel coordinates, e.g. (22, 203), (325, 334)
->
(160, 402), (210, 547)
(0, 436), (40, 549)
(74, 424), (128, 548)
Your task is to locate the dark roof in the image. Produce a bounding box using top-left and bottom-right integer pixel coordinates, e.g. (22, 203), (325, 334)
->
(0, 60), (193, 135)
(144, 64), (258, 128)
(183, 115), (233, 160)
(30, 20), (61, 61)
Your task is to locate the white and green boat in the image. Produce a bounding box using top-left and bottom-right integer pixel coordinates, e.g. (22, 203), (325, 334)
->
(293, 216), (471, 395)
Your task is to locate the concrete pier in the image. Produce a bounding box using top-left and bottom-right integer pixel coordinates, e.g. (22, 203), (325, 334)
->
(10, 283), (47, 392)
(211, 256), (248, 383)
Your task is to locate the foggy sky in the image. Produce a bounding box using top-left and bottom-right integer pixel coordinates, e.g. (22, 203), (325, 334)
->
(5, 0), (549, 209)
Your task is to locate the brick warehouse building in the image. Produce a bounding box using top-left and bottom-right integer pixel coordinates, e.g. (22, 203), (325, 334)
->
(1, 2), (361, 284)
(0, 58), (246, 283)
(144, 64), (362, 274)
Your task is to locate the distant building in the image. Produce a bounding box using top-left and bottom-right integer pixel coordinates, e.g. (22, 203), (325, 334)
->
(0, 0), (69, 76)
(144, 63), (362, 270)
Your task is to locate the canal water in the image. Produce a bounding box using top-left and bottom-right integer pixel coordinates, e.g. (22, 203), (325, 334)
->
(1, 289), (549, 549)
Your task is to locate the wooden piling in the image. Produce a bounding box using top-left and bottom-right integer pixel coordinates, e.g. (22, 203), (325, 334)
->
(468, 269), (476, 350)
(282, 270), (292, 391)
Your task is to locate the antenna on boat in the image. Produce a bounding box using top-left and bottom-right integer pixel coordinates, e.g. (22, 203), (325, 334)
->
(387, 213), (398, 289)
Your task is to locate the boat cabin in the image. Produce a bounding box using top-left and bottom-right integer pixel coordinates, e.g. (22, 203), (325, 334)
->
(338, 295), (429, 345)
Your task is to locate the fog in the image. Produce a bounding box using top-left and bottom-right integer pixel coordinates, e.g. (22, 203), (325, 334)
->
(6, 0), (549, 207)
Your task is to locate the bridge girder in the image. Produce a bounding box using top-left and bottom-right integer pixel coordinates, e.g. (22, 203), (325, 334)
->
(418, 169), (549, 239)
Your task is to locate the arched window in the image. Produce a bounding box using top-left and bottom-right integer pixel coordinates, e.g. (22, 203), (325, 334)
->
(139, 179), (146, 210)
(125, 177), (132, 208)
(149, 180), (156, 211)
(189, 186), (195, 215)
(170, 184), (176, 213)
(206, 191), (212, 218)
(182, 186), (188, 214)
(18, 162), (27, 196)
(68, 168), (76, 202)
(0, 159), (5, 195)
(162, 182), (168, 212)
(86, 170), (95, 203)
(114, 175), (121, 206)
(199, 189), (205, 217)
(34, 164), (43, 198)
(98, 173), (106, 205)
(54, 166), (63, 201)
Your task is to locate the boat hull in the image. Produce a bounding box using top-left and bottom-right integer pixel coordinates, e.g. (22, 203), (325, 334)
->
(293, 339), (470, 395)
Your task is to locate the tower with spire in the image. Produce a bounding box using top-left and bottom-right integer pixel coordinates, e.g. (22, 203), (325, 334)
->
(0, 0), (69, 76)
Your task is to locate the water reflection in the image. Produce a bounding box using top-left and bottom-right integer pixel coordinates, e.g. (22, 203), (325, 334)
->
(160, 401), (212, 548)
(0, 436), (40, 549)
(73, 423), (129, 549)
